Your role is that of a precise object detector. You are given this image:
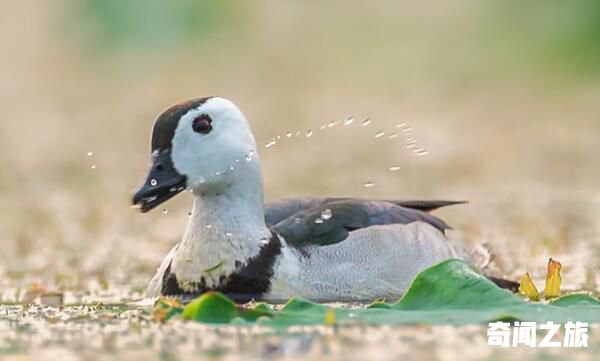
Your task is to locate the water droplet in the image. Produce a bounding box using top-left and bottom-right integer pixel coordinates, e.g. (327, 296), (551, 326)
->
(296, 131), (301, 136)
(229, 165), (235, 171)
(150, 179), (158, 186)
(215, 171), (221, 176)
(294, 217), (302, 224)
(415, 149), (429, 156)
(402, 126), (413, 133)
(188, 212), (192, 217)
(205, 224), (213, 229)
(260, 239), (269, 245)
(327, 120), (339, 128)
(286, 131), (293, 138)
(361, 118), (371, 127)
(169, 187), (177, 192)
(344, 116), (354, 125)
(198, 177), (206, 184)
(406, 144), (417, 149)
(306, 129), (313, 137)
(388, 133), (398, 139)
(374, 131), (385, 138)
(235, 159), (240, 163)
(90, 165), (96, 169)
(265, 139), (276, 148)
(245, 150), (255, 162)
(406, 137), (417, 144)
(225, 232), (233, 237)
(276, 135), (281, 140)
(321, 209), (332, 220)
(389, 166), (401, 172)
(364, 180), (375, 188)
(319, 124), (327, 130)
(161, 209), (168, 214)
(397, 122), (407, 128)
(87, 152), (93, 157)
(314, 218), (324, 224)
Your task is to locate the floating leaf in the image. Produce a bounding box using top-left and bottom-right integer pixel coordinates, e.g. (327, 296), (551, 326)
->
(175, 259), (600, 327)
(518, 272), (540, 301)
(182, 292), (237, 323)
(152, 298), (183, 322)
(175, 293), (275, 324)
(544, 258), (562, 299)
(550, 293), (600, 306)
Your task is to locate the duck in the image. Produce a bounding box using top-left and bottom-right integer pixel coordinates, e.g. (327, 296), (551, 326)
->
(133, 96), (516, 303)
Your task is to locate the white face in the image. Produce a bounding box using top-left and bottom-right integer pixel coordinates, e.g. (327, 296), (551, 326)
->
(170, 97), (260, 194)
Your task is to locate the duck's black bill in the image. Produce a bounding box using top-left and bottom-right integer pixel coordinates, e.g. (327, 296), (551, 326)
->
(132, 151), (187, 213)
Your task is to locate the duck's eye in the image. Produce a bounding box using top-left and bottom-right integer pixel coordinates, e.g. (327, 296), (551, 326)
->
(192, 114), (213, 134)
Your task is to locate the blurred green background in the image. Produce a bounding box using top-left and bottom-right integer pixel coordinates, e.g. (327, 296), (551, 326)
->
(0, 0), (598, 294)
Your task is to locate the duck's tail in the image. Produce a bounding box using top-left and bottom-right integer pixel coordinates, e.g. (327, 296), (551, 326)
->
(486, 275), (520, 292)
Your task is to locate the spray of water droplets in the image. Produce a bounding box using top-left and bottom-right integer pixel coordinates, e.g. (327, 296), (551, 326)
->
(396, 122), (429, 157)
(256, 115), (430, 190)
(364, 180), (375, 188)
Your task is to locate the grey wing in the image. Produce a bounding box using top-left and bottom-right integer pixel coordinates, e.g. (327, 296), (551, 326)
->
(270, 199), (456, 248)
(264, 197), (465, 227)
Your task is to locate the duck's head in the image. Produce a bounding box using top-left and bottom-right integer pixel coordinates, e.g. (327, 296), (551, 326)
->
(132, 97), (260, 212)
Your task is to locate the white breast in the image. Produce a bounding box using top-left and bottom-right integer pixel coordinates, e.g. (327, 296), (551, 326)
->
(266, 221), (470, 302)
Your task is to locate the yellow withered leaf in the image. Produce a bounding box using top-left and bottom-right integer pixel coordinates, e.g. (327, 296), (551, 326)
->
(324, 307), (336, 326)
(152, 298), (184, 322)
(544, 258), (562, 299)
(518, 272), (540, 301)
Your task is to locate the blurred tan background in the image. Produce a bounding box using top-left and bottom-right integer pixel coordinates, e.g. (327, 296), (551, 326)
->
(0, 0), (599, 297)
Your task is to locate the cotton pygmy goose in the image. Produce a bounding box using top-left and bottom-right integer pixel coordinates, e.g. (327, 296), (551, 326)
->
(133, 96), (516, 302)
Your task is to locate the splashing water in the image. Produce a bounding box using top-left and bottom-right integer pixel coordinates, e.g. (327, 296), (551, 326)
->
(321, 209), (333, 220)
(361, 118), (372, 127)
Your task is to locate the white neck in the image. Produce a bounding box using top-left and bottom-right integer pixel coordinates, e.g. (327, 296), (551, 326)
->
(170, 167), (270, 290)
